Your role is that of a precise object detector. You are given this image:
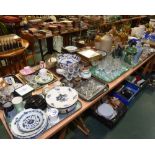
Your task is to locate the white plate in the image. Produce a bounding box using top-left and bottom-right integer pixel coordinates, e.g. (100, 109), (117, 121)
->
(97, 103), (115, 119)
(64, 46), (77, 53)
(46, 86), (78, 109)
(11, 109), (47, 139)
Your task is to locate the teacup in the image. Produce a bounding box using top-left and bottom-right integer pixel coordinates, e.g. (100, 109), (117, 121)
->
(39, 68), (47, 79)
(46, 108), (59, 123)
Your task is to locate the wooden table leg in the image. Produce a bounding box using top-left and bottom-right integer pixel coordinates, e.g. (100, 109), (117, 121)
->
(73, 117), (90, 136)
(58, 127), (68, 139)
(0, 110), (13, 139)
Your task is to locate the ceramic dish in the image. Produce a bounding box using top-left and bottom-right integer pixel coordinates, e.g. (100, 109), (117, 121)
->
(17, 109), (44, 132)
(46, 86), (78, 109)
(56, 68), (66, 75)
(20, 68), (35, 76)
(57, 102), (77, 114)
(24, 95), (47, 110)
(35, 73), (53, 84)
(11, 109), (47, 139)
(80, 70), (91, 79)
(46, 108), (60, 126)
(57, 54), (80, 68)
(64, 46), (78, 53)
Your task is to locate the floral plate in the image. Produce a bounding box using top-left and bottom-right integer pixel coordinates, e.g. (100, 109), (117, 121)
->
(17, 109), (44, 132)
(35, 73), (53, 84)
(46, 86), (78, 109)
(11, 109), (47, 139)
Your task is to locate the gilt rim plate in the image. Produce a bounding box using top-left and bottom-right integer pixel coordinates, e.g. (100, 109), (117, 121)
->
(35, 73), (53, 84)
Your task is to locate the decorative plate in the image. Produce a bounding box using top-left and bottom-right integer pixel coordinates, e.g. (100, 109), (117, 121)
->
(17, 109), (44, 132)
(64, 46), (77, 53)
(46, 86), (78, 109)
(11, 109), (47, 139)
(35, 73), (53, 84)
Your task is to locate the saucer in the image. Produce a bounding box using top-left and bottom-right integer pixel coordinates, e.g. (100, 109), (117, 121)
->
(20, 68), (35, 76)
(35, 73), (53, 84)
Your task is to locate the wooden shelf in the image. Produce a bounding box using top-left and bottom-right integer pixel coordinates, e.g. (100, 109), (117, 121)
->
(101, 16), (147, 27)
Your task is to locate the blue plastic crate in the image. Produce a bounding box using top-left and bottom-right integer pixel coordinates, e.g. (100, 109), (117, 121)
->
(111, 81), (140, 106)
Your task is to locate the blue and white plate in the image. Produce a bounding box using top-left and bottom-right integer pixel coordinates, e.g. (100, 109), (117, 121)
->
(46, 86), (78, 109)
(17, 109), (44, 132)
(11, 109), (47, 139)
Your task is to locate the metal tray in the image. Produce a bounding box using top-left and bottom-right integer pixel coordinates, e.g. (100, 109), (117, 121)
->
(8, 100), (82, 139)
(73, 77), (109, 102)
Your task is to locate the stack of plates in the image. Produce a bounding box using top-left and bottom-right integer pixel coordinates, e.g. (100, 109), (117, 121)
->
(96, 103), (117, 120)
(46, 86), (78, 113)
(11, 109), (48, 139)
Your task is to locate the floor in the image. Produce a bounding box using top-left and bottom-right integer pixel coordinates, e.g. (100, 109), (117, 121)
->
(65, 87), (155, 139)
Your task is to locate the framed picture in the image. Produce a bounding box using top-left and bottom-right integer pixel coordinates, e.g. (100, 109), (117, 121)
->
(0, 110), (13, 139)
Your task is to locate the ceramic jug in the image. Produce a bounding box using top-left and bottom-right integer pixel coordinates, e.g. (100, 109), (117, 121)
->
(100, 34), (113, 52)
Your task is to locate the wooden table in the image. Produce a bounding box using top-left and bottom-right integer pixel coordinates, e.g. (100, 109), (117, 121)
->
(38, 53), (155, 139)
(1, 52), (154, 139)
